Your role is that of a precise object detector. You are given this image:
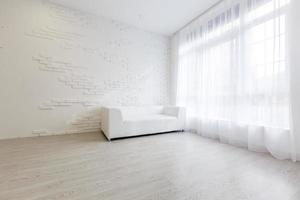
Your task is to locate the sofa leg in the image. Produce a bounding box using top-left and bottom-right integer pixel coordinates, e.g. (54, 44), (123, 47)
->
(102, 131), (111, 142)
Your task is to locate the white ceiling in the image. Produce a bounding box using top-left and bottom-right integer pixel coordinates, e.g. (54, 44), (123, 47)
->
(49, 0), (219, 36)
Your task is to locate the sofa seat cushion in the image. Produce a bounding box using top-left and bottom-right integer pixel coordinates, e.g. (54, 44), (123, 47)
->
(124, 114), (176, 122)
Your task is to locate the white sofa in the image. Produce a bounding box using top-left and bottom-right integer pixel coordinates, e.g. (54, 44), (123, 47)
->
(100, 106), (186, 140)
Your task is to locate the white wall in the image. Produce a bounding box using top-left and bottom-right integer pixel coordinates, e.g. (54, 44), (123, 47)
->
(0, 0), (170, 139)
(290, 0), (300, 160)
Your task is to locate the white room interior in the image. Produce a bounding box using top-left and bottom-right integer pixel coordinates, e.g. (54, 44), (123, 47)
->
(1, 0), (300, 199)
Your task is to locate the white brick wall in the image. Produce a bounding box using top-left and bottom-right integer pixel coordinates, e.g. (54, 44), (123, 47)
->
(0, 0), (170, 139)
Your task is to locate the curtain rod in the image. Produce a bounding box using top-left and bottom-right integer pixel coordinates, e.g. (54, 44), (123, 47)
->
(173, 0), (224, 35)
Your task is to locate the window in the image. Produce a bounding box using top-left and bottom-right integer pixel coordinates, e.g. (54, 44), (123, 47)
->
(176, 0), (290, 129)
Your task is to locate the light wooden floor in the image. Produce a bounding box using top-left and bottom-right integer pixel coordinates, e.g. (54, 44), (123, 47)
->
(0, 132), (300, 200)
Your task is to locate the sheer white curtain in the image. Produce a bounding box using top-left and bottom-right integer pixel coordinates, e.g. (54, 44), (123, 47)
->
(173, 0), (296, 160)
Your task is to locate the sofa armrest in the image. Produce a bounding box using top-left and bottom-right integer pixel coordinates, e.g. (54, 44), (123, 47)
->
(163, 106), (184, 117)
(163, 106), (186, 130)
(100, 107), (123, 140)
